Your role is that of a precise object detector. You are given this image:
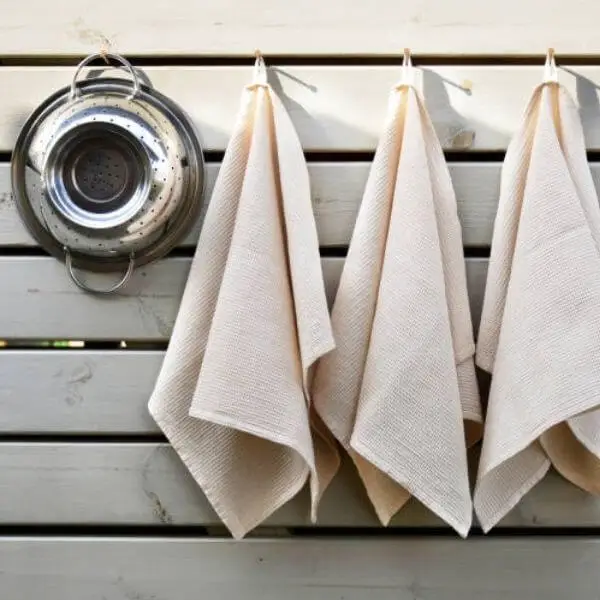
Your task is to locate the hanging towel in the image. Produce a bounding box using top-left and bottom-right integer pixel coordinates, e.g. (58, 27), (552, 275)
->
(474, 58), (600, 532)
(148, 57), (337, 539)
(311, 62), (483, 537)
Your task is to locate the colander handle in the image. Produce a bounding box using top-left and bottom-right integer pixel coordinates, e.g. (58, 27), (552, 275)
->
(65, 248), (136, 295)
(70, 52), (141, 101)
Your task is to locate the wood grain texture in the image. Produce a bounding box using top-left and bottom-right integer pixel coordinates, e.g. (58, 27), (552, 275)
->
(0, 442), (598, 529)
(0, 257), (487, 340)
(0, 161), (504, 248)
(0, 1), (599, 56)
(0, 351), (162, 433)
(3, 536), (600, 600)
(1, 65), (600, 152)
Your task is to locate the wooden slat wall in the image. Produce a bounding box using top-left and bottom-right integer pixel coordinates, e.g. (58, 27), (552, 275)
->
(3, 3), (600, 597)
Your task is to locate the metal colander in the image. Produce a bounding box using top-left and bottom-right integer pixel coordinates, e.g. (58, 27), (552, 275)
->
(12, 52), (205, 294)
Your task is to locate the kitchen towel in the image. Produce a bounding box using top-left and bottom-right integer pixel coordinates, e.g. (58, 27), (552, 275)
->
(148, 56), (337, 539)
(311, 59), (483, 537)
(474, 55), (600, 531)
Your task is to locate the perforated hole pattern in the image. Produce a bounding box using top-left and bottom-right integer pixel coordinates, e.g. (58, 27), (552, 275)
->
(75, 147), (128, 202)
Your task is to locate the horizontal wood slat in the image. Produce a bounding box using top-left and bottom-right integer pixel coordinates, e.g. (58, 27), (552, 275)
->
(0, 351), (162, 433)
(3, 536), (600, 600)
(5, 160), (600, 250)
(0, 1), (600, 56)
(1, 162), (505, 249)
(0, 442), (435, 527)
(1, 65), (600, 152)
(0, 442), (597, 529)
(6, 161), (600, 250)
(0, 257), (488, 340)
(4, 161), (600, 250)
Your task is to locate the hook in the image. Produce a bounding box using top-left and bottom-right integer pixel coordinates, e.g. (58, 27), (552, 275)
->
(403, 48), (413, 83)
(394, 47), (415, 89)
(99, 40), (111, 65)
(252, 48), (268, 86)
(543, 47), (558, 83)
(403, 48), (414, 85)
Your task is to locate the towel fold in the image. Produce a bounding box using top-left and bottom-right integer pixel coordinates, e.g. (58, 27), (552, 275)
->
(148, 62), (336, 539)
(311, 80), (482, 537)
(474, 79), (600, 531)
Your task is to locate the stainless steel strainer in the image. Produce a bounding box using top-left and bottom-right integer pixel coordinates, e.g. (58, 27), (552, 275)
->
(12, 52), (205, 294)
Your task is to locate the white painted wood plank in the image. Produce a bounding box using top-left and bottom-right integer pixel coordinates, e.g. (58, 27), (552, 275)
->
(0, 351), (162, 433)
(0, 161), (504, 248)
(7, 156), (599, 250)
(1, 1), (600, 56)
(5, 158), (600, 250)
(0, 351), (487, 436)
(2, 536), (600, 600)
(0, 162), (503, 248)
(0, 443), (430, 527)
(1, 65), (600, 152)
(0, 257), (487, 340)
(4, 158), (600, 250)
(0, 442), (598, 529)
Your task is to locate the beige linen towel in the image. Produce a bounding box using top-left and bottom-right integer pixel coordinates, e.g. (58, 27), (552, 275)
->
(148, 59), (336, 539)
(474, 70), (600, 531)
(311, 73), (483, 537)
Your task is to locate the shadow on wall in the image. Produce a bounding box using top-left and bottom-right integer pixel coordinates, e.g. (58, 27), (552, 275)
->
(269, 64), (506, 154)
(421, 68), (477, 151)
(551, 68), (600, 198)
(269, 66), (377, 153)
